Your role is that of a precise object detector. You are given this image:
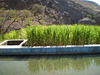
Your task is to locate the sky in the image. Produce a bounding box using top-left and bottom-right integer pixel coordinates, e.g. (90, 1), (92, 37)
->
(85, 0), (100, 6)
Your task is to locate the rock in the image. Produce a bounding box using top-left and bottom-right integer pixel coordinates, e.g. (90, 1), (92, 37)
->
(94, 12), (100, 25)
(44, 17), (56, 25)
(78, 17), (97, 25)
(95, 17), (100, 25)
(43, 0), (93, 24)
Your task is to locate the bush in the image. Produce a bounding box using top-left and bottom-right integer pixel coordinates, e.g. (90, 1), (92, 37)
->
(20, 10), (31, 19)
(0, 17), (6, 26)
(24, 18), (33, 25)
(86, 14), (92, 18)
(32, 4), (44, 16)
(0, 17), (6, 34)
(3, 10), (19, 18)
(0, 8), (5, 15)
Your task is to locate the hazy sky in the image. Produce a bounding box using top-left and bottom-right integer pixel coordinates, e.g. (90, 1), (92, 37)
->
(85, 0), (100, 6)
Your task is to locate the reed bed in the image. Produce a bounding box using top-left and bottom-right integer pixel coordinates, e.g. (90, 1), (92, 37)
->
(1, 24), (100, 46)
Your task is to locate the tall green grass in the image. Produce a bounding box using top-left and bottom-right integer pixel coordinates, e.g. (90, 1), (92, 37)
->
(1, 24), (100, 46)
(0, 34), (3, 43)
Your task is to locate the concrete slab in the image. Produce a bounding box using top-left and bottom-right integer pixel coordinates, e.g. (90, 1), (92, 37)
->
(0, 44), (100, 55)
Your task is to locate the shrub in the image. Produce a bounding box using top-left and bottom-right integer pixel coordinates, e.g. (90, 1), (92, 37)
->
(11, 17), (22, 22)
(86, 14), (92, 18)
(3, 10), (19, 18)
(0, 17), (6, 26)
(24, 18), (33, 25)
(20, 10), (31, 19)
(32, 4), (44, 16)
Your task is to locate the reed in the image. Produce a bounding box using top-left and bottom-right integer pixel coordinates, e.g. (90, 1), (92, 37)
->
(26, 25), (100, 46)
(0, 34), (2, 42)
(1, 24), (100, 46)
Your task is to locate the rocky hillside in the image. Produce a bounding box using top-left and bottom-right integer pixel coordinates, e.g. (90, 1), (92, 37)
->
(72, 0), (100, 11)
(0, 0), (100, 33)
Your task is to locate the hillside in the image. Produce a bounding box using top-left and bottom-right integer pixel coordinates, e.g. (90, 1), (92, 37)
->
(72, 0), (100, 11)
(0, 0), (100, 33)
